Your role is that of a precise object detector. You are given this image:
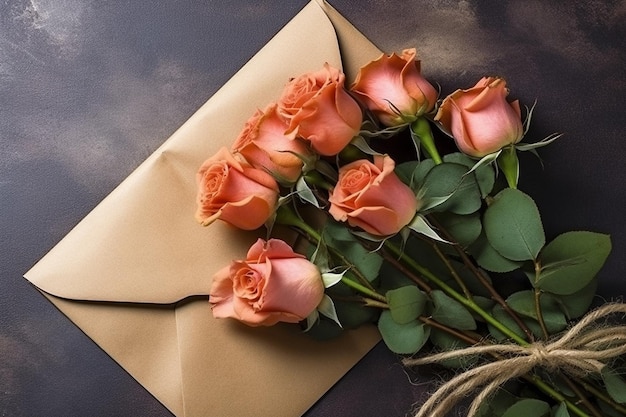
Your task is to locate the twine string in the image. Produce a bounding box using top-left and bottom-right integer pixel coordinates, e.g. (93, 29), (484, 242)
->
(403, 303), (626, 417)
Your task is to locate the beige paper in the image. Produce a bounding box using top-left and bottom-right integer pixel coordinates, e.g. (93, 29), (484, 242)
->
(24, 1), (383, 416)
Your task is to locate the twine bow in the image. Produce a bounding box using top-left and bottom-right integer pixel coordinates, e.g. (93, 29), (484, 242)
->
(403, 303), (626, 417)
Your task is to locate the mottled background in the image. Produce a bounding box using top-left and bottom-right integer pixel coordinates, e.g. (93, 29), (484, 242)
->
(1, 1), (624, 416)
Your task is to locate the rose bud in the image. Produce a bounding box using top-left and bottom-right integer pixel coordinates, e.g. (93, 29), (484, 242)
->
(435, 76), (524, 158)
(209, 238), (324, 326)
(195, 147), (279, 230)
(278, 63), (362, 156)
(351, 48), (438, 127)
(232, 103), (312, 184)
(329, 154), (418, 236)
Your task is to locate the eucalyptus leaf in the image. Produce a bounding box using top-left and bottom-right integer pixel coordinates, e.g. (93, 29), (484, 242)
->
(534, 231), (612, 295)
(396, 159), (435, 190)
(429, 328), (477, 369)
(431, 290), (477, 330)
(332, 296), (379, 329)
(601, 366), (626, 404)
(433, 212), (482, 248)
(378, 310), (430, 354)
(443, 152), (496, 198)
(553, 402), (570, 417)
(322, 220), (383, 282)
(501, 398), (550, 417)
(469, 232), (523, 273)
(483, 188), (545, 261)
(550, 278), (598, 320)
(420, 162), (482, 214)
(387, 286), (428, 324)
(506, 290), (568, 334)
(488, 304), (531, 341)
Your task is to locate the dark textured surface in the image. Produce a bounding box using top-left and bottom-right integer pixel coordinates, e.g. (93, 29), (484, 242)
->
(1, 1), (624, 416)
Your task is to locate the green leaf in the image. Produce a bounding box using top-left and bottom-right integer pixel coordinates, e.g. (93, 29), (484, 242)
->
(322, 220), (383, 282)
(295, 176), (320, 207)
(553, 402), (570, 417)
(408, 215), (450, 243)
(377, 310), (430, 354)
(420, 162), (482, 214)
(484, 188), (545, 261)
(429, 328), (477, 369)
(488, 304), (530, 341)
(502, 398), (550, 417)
(550, 278), (598, 320)
(396, 159), (434, 190)
(602, 366), (626, 404)
(534, 231), (612, 295)
(506, 290), (568, 334)
(431, 290), (477, 330)
(387, 286), (428, 324)
(317, 294), (342, 328)
(443, 152), (496, 198)
(321, 270), (345, 288)
(434, 212), (482, 248)
(469, 232), (523, 273)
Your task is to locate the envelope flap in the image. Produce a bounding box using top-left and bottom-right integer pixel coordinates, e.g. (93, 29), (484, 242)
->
(24, 1), (354, 304)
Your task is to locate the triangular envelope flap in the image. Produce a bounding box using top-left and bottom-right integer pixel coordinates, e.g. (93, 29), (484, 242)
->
(24, 1), (347, 304)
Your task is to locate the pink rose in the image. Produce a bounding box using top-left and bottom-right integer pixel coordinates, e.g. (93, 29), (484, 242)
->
(328, 155), (418, 236)
(209, 238), (324, 326)
(435, 77), (524, 157)
(351, 48), (438, 127)
(278, 63), (362, 156)
(232, 103), (312, 184)
(195, 147), (279, 230)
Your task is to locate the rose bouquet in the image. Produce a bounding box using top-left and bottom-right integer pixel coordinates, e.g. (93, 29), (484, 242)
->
(194, 49), (625, 417)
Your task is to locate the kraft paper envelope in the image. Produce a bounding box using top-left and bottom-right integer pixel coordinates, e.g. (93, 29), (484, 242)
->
(24, 1), (384, 416)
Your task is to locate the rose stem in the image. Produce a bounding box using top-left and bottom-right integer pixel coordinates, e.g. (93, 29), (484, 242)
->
(276, 205), (384, 302)
(383, 238), (529, 346)
(410, 117), (442, 164)
(560, 375), (604, 417)
(426, 214), (535, 342)
(384, 238), (601, 417)
(533, 287), (550, 340)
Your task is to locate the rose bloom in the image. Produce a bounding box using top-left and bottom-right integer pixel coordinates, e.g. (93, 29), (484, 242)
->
(210, 238), (324, 326)
(351, 48), (438, 127)
(329, 154), (418, 236)
(435, 76), (524, 158)
(278, 63), (362, 156)
(232, 103), (312, 184)
(195, 147), (279, 230)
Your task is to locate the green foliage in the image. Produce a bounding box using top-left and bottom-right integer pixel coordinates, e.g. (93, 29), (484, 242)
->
(483, 188), (545, 262)
(506, 290), (568, 334)
(433, 211), (482, 248)
(431, 290), (477, 330)
(420, 162), (483, 214)
(377, 310), (430, 354)
(501, 398), (550, 417)
(443, 152), (496, 198)
(533, 231), (612, 295)
(552, 402), (570, 417)
(322, 219), (383, 283)
(386, 286), (428, 324)
(549, 279), (598, 320)
(469, 231), (523, 273)
(601, 366), (626, 404)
